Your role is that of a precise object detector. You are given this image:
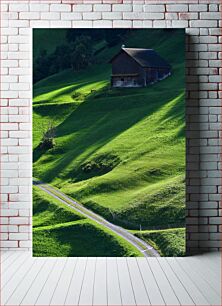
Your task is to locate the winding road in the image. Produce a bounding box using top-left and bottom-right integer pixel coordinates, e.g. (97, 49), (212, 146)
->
(33, 180), (160, 257)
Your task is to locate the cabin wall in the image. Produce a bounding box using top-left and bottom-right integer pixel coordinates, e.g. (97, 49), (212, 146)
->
(112, 52), (145, 86)
(145, 67), (171, 84)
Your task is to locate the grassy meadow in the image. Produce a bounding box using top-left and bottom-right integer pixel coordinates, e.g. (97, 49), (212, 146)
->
(33, 29), (185, 256)
(133, 228), (185, 257)
(33, 186), (142, 257)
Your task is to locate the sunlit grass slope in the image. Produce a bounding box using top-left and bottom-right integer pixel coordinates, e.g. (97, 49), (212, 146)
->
(33, 29), (185, 231)
(134, 228), (186, 257)
(33, 186), (142, 257)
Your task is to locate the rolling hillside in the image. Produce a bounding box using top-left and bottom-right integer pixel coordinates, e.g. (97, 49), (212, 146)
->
(33, 29), (185, 256)
(33, 186), (142, 257)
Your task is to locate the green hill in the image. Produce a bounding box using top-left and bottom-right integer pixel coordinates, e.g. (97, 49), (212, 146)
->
(33, 29), (185, 254)
(134, 228), (185, 257)
(33, 186), (142, 257)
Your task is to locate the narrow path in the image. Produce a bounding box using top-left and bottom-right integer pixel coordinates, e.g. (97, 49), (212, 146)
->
(33, 180), (160, 257)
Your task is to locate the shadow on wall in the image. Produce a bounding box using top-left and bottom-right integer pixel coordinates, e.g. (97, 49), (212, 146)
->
(186, 34), (201, 255)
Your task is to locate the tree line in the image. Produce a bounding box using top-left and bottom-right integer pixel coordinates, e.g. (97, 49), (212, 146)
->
(33, 29), (129, 84)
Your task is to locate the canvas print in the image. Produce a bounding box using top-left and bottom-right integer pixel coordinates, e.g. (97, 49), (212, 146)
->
(33, 29), (185, 257)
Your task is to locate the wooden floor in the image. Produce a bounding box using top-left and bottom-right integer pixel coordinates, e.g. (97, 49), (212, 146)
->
(1, 251), (221, 306)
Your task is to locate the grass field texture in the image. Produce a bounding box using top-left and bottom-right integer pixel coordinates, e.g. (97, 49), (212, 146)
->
(33, 29), (185, 256)
(33, 186), (142, 257)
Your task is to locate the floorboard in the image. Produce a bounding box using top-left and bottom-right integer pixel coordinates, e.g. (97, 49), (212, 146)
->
(1, 251), (220, 306)
(127, 258), (150, 305)
(78, 257), (96, 306)
(166, 257), (211, 305)
(175, 257), (221, 305)
(50, 257), (77, 305)
(93, 257), (107, 306)
(65, 257), (87, 306)
(137, 257), (165, 305)
(147, 258), (180, 305)
(117, 257), (136, 306)
(35, 258), (67, 305)
(107, 257), (122, 306)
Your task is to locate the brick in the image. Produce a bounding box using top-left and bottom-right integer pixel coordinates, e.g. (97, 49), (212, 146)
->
(61, 12), (82, 20)
(73, 4), (92, 12)
(113, 20), (132, 28)
(1, 241), (18, 248)
(8, 146), (30, 154)
(9, 20), (29, 28)
(1, 208), (18, 216)
(133, 5), (143, 12)
(50, 4), (71, 12)
(9, 115), (29, 123)
(9, 68), (30, 75)
(83, 12), (101, 20)
(189, 4), (207, 12)
(200, 12), (221, 20)
(93, 20), (113, 28)
(209, 60), (221, 68)
(9, 233), (29, 240)
(172, 20), (188, 28)
(9, 4), (28, 12)
(210, 233), (221, 240)
(1, 60), (18, 68)
(29, 4), (49, 12)
(94, 4), (111, 11)
(1, 170), (18, 178)
(200, 209), (218, 217)
(166, 5), (188, 12)
(50, 21), (72, 28)
(112, 4), (132, 12)
(19, 241), (31, 248)
(1, 225), (18, 233)
(165, 13), (178, 20)
(123, 12), (164, 20)
(209, 4), (219, 11)
(190, 20), (218, 28)
(1, 4), (8, 12)
(2, 27), (18, 36)
(102, 12), (122, 20)
(0, 218), (9, 225)
(133, 21), (143, 28)
(143, 5), (165, 12)
(191, 233), (209, 240)
(179, 13), (198, 20)
(30, 20), (50, 28)
(9, 217), (29, 225)
(2, 123), (18, 131)
(72, 20), (93, 28)
(19, 12), (40, 20)
(19, 209), (30, 217)
(9, 99), (29, 107)
(1, 138), (18, 146)
(199, 241), (221, 248)
(19, 226), (30, 233)
(210, 28), (221, 36)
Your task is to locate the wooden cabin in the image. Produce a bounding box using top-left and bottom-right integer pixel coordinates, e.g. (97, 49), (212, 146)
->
(109, 47), (171, 88)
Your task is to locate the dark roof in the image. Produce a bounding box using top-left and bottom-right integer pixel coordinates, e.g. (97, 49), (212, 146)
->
(110, 48), (171, 69)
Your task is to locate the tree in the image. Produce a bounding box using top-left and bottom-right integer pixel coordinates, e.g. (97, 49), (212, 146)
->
(70, 36), (93, 71)
(104, 29), (129, 47)
(33, 49), (51, 83)
(39, 121), (56, 150)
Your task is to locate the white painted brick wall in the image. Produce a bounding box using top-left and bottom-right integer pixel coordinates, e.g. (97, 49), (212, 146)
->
(0, 0), (221, 254)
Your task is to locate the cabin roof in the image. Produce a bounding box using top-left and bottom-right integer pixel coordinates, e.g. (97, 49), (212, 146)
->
(110, 48), (171, 69)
